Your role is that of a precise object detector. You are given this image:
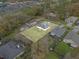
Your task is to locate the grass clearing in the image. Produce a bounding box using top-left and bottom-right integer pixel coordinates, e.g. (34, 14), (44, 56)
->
(47, 52), (59, 59)
(20, 22), (57, 43)
(54, 42), (72, 56)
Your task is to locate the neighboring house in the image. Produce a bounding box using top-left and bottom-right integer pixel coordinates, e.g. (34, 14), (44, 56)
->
(65, 16), (78, 27)
(50, 25), (67, 38)
(0, 41), (24, 59)
(76, 20), (79, 26)
(20, 20), (38, 31)
(15, 21), (57, 59)
(64, 26), (79, 47)
(46, 13), (57, 20)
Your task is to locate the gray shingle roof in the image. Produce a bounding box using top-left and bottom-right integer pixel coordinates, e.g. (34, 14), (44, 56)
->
(50, 26), (66, 37)
(37, 22), (49, 29)
(64, 30), (79, 45)
(0, 41), (23, 59)
(65, 16), (78, 24)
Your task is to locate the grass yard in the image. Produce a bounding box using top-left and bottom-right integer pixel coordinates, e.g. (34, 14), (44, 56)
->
(20, 22), (57, 43)
(47, 42), (72, 59)
(54, 42), (72, 56)
(47, 52), (59, 59)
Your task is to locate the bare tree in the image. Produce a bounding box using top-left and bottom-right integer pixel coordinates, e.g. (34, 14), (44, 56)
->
(54, 0), (71, 19)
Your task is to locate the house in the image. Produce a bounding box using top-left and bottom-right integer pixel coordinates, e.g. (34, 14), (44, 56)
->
(46, 13), (57, 20)
(0, 41), (24, 59)
(65, 16), (78, 27)
(50, 25), (67, 38)
(64, 26), (79, 47)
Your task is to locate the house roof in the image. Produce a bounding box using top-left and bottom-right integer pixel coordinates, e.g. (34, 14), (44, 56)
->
(64, 29), (79, 45)
(50, 26), (66, 37)
(20, 22), (57, 43)
(37, 22), (49, 29)
(0, 41), (24, 59)
(65, 16), (78, 25)
(47, 13), (57, 17)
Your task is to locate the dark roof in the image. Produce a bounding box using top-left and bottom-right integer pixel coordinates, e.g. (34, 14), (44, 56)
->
(37, 22), (49, 29)
(50, 26), (66, 37)
(64, 30), (79, 45)
(0, 41), (23, 59)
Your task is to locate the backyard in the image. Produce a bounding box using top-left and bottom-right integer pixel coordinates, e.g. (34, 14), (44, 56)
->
(20, 22), (57, 43)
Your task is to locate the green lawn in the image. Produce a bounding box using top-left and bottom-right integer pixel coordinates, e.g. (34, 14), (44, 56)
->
(47, 52), (59, 59)
(47, 42), (71, 59)
(54, 42), (72, 56)
(20, 22), (57, 43)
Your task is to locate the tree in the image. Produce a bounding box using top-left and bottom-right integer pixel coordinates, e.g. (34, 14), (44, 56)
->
(54, 42), (71, 56)
(54, 0), (71, 19)
(21, 6), (43, 16)
(68, 2), (79, 16)
(71, 0), (79, 3)
(64, 47), (79, 59)
(0, 12), (29, 37)
(71, 47), (79, 58)
(0, 5), (43, 38)
(40, 0), (53, 12)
